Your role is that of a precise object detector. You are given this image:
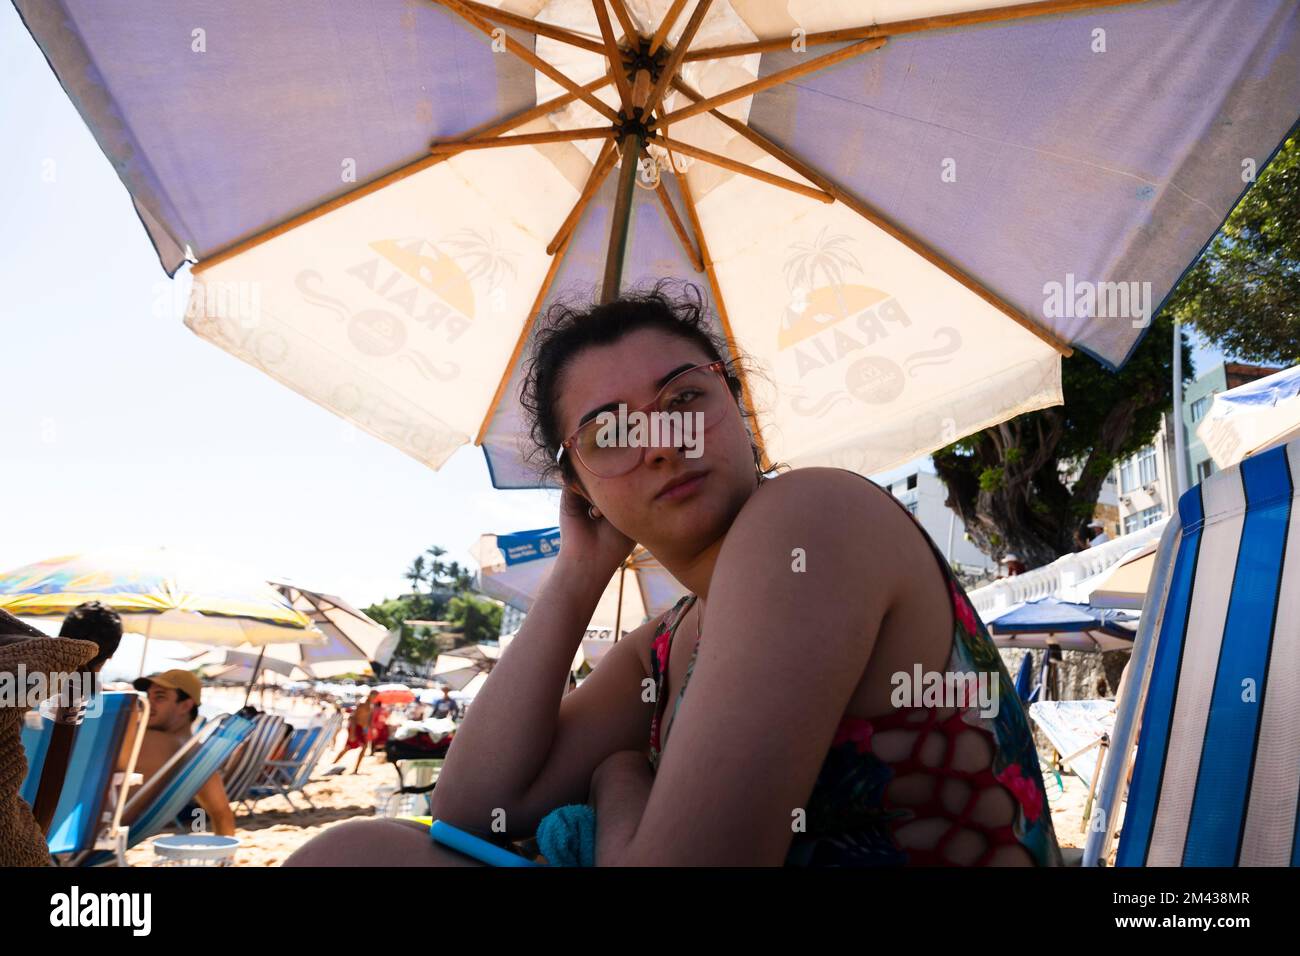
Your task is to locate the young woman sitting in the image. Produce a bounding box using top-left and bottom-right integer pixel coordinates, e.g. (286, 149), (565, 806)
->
(285, 282), (1061, 867)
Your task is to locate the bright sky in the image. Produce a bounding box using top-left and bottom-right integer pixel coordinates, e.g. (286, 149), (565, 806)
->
(0, 4), (559, 609)
(0, 6), (1229, 611)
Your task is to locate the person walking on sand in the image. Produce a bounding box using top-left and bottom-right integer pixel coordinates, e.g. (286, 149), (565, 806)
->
(332, 691), (376, 774)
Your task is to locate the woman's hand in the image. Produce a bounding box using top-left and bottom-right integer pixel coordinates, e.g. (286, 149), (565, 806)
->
(556, 484), (635, 583)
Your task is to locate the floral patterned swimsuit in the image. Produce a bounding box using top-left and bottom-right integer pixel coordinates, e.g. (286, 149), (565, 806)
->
(647, 473), (1062, 867)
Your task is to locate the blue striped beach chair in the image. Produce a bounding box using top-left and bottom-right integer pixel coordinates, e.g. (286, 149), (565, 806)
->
(80, 712), (255, 865)
(221, 712), (286, 806)
(242, 712), (343, 812)
(1085, 438), (1300, 866)
(19, 691), (147, 865)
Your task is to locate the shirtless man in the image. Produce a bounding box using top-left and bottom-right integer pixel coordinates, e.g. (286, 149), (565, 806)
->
(123, 670), (236, 836)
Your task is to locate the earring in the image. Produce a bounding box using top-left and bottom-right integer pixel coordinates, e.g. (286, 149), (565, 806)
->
(587, 505), (601, 519)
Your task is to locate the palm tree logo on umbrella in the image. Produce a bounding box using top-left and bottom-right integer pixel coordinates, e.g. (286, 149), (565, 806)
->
(295, 228), (516, 378)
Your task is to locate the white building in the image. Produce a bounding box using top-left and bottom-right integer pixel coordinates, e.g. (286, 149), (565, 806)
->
(1113, 410), (1178, 536)
(872, 463), (994, 575)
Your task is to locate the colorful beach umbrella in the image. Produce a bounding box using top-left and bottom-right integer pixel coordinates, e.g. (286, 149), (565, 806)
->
(0, 548), (319, 650)
(14, 0), (1300, 485)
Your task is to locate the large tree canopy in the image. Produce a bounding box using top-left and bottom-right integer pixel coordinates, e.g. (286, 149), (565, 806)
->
(1167, 133), (1299, 364)
(933, 313), (1190, 569)
(932, 132), (1299, 569)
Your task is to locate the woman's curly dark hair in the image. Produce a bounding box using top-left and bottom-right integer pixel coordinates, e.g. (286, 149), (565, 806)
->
(519, 278), (775, 487)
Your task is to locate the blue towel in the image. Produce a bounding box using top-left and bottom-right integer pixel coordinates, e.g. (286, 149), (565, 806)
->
(536, 803), (596, 867)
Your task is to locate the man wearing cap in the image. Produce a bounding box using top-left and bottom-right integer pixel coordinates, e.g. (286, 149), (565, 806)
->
(124, 670), (236, 837)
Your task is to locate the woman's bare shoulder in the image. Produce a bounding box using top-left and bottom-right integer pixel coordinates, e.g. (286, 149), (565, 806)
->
(744, 467), (907, 529)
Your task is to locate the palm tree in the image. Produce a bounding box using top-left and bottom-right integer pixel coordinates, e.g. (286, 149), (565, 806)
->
(424, 546), (447, 591)
(405, 555), (427, 595)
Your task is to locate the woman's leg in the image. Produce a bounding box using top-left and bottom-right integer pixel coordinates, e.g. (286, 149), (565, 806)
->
(282, 818), (486, 867)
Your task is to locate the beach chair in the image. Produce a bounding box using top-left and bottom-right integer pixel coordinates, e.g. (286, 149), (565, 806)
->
(1085, 439), (1300, 866)
(221, 712), (286, 806)
(241, 712), (343, 812)
(79, 712), (256, 865)
(19, 691), (148, 866)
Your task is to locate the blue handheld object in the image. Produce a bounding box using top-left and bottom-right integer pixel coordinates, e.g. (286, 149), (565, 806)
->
(429, 820), (542, 867)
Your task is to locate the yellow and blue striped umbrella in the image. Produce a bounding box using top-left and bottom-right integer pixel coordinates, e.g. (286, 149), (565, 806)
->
(0, 548), (319, 647)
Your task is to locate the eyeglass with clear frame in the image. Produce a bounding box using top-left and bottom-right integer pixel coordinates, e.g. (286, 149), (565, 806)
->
(556, 360), (733, 479)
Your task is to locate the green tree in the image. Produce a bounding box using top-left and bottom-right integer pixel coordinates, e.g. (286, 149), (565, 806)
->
(933, 312), (1191, 569)
(447, 593), (503, 646)
(1166, 134), (1299, 364)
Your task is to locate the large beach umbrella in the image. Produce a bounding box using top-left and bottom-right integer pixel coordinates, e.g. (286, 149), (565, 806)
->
(472, 526), (687, 637)
(190, 581), (389, 700)
(988, 597), (1138, 652)
(0, 550), (320, 672)
(15, 1), (1300, 485)
(1086, 540), (1159, 610)
(1197, 364), (1300, 470)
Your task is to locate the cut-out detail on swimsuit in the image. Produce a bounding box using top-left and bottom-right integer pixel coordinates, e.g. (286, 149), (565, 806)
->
(645, 471), (1061, 867)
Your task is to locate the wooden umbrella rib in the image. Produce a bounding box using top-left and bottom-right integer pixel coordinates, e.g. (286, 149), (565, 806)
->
(668, 76), (837, 194)
(664, 142), (772, 470)
(547, 140), (621, 255)
(653, 180), (704, 272)
(591, 0), (634, 111)
(473, 229), (576, 448)
(431, 126), (614, 154)
(606, 0), (641, 43)
(663, 87), (1073, 355)
(649, 0), (689, 56)
(434, 0), (621, 123)
(644, 0), (713, 118)
(683, 0), (1148, 60)
(830, 183), (1076, 355)
(194, 76), (612, 273)
(657, 36), (886, 127)
(457, 0), (606, 55)
(649, 133), (832, 202)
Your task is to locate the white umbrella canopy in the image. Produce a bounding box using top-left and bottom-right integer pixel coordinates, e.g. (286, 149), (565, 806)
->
(20, 0), (1300, 485)
(473, 526), (687, 637)
(1197, 364), (1300, 470)
(268, 580), (390, 677)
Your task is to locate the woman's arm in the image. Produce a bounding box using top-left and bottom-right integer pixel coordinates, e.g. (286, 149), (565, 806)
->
(428, 563), (660, 838)
(591, 750), (654, 864)
(600, 468), (911, 865)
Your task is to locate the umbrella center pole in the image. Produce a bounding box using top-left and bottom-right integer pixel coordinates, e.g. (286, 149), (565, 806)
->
(601, 128), (644, 304)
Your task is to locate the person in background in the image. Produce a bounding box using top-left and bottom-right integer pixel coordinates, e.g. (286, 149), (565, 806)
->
(1087, 521), (1110, 547)
(1072, 523), (1093, 553)
(331, 691), (375, 773)
(431, 687), (461, 721)
(369, 699), (391, 754)
(121, 670), (237, 836)
(58, 600), (123, 683)
(999, 553), (1026, 577)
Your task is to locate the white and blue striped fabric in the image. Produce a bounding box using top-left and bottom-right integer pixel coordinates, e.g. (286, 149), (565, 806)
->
(123, 713), (254, 850)
(1117, 439), (1300, 866)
